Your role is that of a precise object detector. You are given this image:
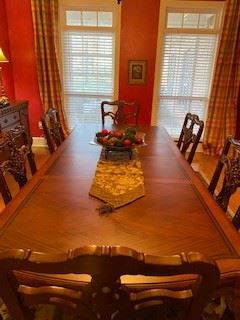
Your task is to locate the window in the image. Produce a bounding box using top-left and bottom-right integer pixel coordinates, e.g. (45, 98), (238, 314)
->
(152, 0), (224, 137)
(59, 0), (120, 129)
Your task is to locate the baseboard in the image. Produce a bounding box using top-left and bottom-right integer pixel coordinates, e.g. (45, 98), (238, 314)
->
(32, 137), (47, 148)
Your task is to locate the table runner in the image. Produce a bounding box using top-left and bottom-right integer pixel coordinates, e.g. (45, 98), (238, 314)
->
(89, 149), (145, 209)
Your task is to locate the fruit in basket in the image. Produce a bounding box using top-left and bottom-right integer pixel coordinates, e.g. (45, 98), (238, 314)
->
(136, 137), (143, 145)
(107, 137), (118, 146)
(125, 127), (137, 135)
(114, 131), (123, 139)
(123, 139), (132, 147)
(96, 127), (143, 148)
(97, 136), (108, 144)
(96, 129), (109, 137)
(115, 139), (123, 147)
(124, 132), (136, 143)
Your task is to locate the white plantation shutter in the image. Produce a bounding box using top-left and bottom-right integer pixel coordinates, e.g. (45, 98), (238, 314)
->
(152, 1), (224, 137)
(158, 33), (217, 136)
(60, 1), (120, 129)
(62, 30), (115, 128)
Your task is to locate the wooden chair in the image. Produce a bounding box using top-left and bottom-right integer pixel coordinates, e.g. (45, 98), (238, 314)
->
(0, 246), (219, 320)
(0, 126), (37, 204)
(232, 206), (240, 231)
(208, 136), (240, 213)
(177, 113), (204, 164)
(41, 108), (65, 154)
(0, 135), (14, 204)
(101, 100), (140, 127)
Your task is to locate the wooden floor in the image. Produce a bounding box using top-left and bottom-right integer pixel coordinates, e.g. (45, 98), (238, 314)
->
(0, 147), (239, 218)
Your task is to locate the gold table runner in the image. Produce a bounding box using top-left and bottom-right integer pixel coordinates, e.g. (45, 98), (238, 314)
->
(89, 149), (145, 208)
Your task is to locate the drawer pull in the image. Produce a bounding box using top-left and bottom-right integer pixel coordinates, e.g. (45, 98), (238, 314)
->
(4, 119), (8, 124)
(13, 115), (17, 119)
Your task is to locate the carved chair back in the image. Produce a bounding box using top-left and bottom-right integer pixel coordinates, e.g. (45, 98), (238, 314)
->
(0, 135), (14, 204)
(0, 246), (219, 320)
(177, 113), (204, 164)
(101, 100), (140, 127)
(41, 108), (65, 154)
(0, 126), (37, 204)
(208, 136), (240, 213)
(232, 206), (240, 231)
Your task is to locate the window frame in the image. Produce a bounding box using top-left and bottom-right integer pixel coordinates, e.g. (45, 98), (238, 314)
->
(58, 0), (121, 127)
(151, 0), (225, 137)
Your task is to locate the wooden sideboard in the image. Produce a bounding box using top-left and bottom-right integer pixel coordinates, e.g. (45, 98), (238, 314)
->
(0, 100), (31, 144)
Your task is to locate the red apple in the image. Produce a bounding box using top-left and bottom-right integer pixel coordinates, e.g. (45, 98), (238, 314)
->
(101, 129), (109, 136)
(123, 139), (132, 147)
(114, 131), (123, 139)
(136, 138), (143, 145)
(101, 137), (108, 144)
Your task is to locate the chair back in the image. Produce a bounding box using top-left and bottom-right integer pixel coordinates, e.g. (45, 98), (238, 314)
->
(177, 113), (204, 164)
(7, 126), (37, 177)
(41, 108), (65, 153)
(0, 126), (37, 204)
(208, 136), (240, 212)
(0, 246), (219, 320)
(0, 135), (14, 204)
(232, 206), (240, 231)
(101, 100), (140, 127)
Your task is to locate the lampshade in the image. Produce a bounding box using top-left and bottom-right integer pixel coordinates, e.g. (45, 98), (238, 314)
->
(0, 48), (9, 105)
(0, 48), (8, 63)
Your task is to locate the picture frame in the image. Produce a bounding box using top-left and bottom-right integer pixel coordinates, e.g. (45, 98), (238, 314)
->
(128, 60), (147, 84)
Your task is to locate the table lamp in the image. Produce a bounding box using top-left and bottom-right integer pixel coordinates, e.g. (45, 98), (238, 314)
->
(0, 48), (9, 107)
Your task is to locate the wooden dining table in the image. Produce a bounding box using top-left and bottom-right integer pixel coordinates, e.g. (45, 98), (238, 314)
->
(0, 124), (240, 316)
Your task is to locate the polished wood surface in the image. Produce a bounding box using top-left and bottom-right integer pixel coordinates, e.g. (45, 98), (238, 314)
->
(0, 125), (240, 288)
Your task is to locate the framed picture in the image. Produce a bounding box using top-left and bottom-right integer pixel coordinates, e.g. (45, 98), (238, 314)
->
(128, 60), (147, 84)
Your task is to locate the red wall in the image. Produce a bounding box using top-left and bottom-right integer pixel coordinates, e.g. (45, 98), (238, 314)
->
(3, 0), (236, 136)
(4, 0), (43, 136)
(0, 0), (14, 100)
(2, 0), (160, 136)
(119, 0), (160, 125)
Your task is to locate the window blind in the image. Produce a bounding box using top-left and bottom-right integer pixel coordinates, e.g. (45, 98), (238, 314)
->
(157, 33), (217, 136)
(152, 1), (224, 137)
(62, 30), (115, 128)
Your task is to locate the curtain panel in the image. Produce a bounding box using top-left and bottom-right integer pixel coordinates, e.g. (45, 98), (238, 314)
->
(31, 0), (69, 135)
(203, 0), (240, 155)
(237, 94), (240, 139)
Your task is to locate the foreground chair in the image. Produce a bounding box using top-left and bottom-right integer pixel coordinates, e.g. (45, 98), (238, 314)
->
(232, 206), (240, 231)
(0, 126), (37, 204)
(41, 107), (65, 153)
(0, 246), (219, 320)
(177, 113), (204, 164)
(101, 100), (140, 127)
(208, 136), (240, 214)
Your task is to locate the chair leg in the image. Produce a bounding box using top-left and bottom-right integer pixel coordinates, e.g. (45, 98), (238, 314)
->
(221, 305), (235, 320)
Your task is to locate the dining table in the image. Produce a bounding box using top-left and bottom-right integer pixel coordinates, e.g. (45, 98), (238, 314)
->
(0, 124), (240, 317)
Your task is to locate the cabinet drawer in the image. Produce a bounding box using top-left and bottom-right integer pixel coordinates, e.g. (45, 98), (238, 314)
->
(0, 112), (20, 130)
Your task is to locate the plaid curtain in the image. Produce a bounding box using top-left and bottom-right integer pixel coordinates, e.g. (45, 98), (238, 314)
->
(203, 0), (240, 155)
(31, 0), (69, 135)
(237, 94), (240, 139)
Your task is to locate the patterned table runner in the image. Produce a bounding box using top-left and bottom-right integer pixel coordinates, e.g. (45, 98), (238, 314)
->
(89, 149), (145, 209)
